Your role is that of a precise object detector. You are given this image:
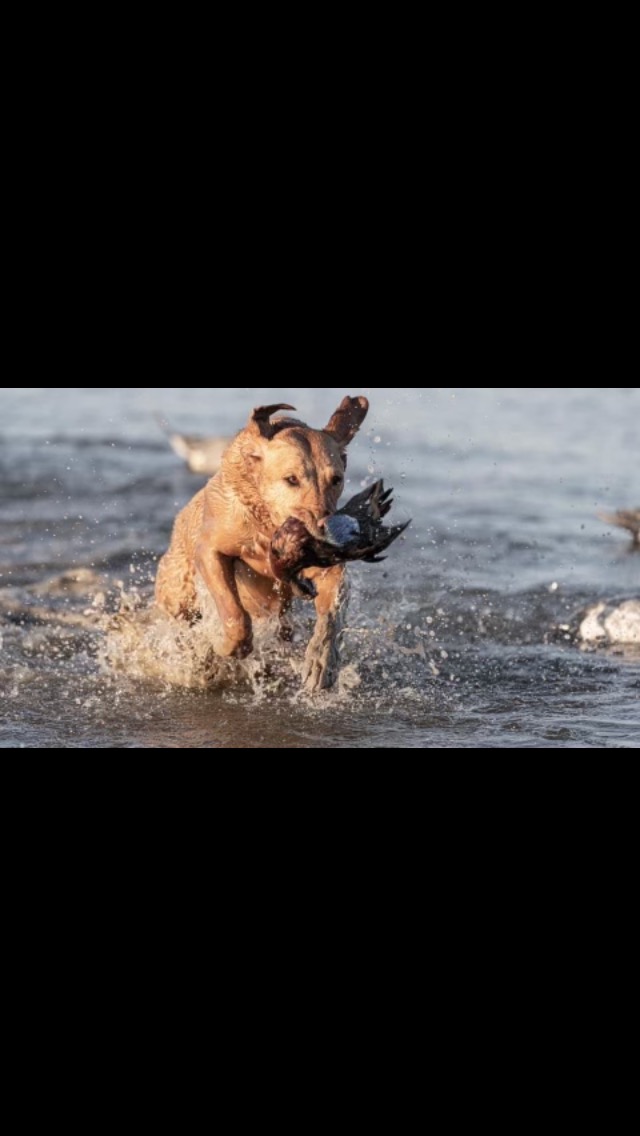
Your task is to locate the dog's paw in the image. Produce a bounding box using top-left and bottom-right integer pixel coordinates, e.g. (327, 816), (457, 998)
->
(217, 623), (254, 659)
(230, 636), (254, 659)
(302, 634), (340, 694)
(217, 634), (253, 659)
(216, 610), (253, 659)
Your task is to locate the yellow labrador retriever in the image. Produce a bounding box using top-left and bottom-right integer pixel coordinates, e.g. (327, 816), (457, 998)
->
(155, 395), (369, 692)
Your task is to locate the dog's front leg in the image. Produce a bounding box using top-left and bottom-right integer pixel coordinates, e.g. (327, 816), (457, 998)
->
(195, 544), (252, 658)
(302, 565), (348, 694)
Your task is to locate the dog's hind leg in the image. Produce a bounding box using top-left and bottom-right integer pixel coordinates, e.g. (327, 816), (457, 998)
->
(301, 565), (348, 694)
(155, 489), (204, 622)
(155, 549), (199, 621)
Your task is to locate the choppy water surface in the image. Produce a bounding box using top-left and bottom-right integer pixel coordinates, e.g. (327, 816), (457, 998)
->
(1, 387), (638, 748)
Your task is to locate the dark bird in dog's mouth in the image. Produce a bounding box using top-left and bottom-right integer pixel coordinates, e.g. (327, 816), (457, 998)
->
(270, 480), (411, 597)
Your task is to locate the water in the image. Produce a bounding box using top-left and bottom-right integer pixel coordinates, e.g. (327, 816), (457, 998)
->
(1, 386), (638, 749)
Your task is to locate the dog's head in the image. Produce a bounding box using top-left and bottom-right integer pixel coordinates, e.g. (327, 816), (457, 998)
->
(235, 396), (369, 535)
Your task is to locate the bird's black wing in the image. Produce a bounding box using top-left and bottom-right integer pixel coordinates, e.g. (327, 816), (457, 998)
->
(338, 480), (394, 524)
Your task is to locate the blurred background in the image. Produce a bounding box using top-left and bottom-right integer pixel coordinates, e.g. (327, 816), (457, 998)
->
(1, 387), (638, 748)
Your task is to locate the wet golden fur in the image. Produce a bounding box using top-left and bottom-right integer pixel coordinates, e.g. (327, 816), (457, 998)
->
(155, 396), (369, 692)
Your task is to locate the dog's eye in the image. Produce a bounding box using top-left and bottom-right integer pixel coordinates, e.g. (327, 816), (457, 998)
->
(285, 476), (300, 488)
(332, 474), (343, 486)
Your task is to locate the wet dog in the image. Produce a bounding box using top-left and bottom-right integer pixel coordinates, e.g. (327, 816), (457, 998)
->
(155, 396), (369, 692)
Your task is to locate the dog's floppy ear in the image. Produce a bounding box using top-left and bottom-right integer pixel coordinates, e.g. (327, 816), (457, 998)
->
(324, 395), (369, 446)
(249, 403), (297, 440)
